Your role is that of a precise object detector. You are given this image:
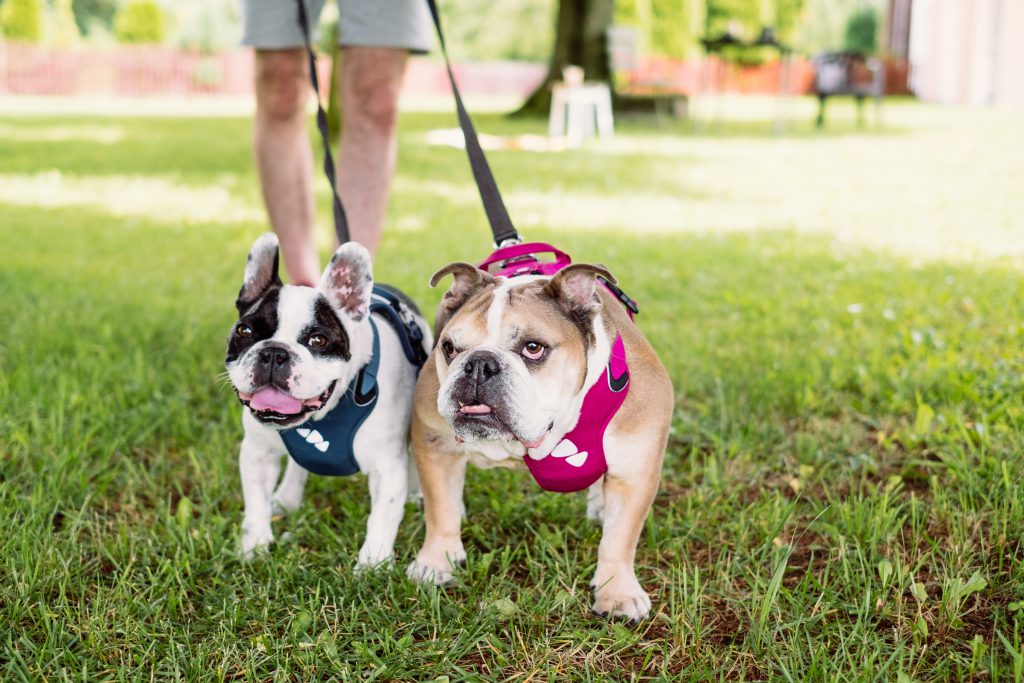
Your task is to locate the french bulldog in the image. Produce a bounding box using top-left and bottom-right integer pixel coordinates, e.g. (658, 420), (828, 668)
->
(225, 233), (431, 566)
(407, 262), (673, 621)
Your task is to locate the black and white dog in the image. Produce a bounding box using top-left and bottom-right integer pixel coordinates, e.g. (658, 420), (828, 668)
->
(225, 233), (431, 566)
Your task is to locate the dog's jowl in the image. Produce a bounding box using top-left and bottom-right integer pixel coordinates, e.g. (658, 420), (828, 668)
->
(408, 262), (673, 621)
(225, 233), (431, 566)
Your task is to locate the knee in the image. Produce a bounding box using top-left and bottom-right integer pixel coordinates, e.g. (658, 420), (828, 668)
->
(344, 71), (401, 137)
(255, 53), (308, 124)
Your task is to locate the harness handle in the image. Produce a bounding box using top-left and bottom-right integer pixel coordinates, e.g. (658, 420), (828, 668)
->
(296, 0), (350, 245)
(425, 0), (522, 248)
(478, 242), (571, 277)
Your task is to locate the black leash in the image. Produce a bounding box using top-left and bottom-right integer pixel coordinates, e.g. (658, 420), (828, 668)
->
(296, 0), (350, 245)
(425, 0), (521, 247)
(295, 0), (520, 248)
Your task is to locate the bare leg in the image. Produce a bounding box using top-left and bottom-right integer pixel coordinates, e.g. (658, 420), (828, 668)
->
(253, 49), (320, 286)
(337, 47), (409, 259)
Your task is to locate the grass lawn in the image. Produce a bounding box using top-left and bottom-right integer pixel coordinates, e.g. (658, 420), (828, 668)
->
(2, 98), (1023, 680)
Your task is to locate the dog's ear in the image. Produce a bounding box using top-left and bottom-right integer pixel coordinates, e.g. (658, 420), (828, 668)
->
(542, 263), (616, 322)
(236, 232), (282, 312)
(320, 242), (374, 322)
(430, 262), (496, 318)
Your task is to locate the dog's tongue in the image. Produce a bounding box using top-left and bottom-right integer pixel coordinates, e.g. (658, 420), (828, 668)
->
(250, 387), (303, 414)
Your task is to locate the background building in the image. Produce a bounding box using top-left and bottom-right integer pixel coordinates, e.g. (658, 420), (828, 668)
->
(905, 0), (1024, 107)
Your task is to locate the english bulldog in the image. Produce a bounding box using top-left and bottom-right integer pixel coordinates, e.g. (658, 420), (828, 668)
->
(225, 233), (430, 566)
(406, 261), (673, 620)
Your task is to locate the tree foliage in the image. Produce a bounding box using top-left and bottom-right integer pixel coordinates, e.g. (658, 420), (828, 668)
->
(49, 0), (81, 46)
(70, 0), (118, 37)
(1, 0), (43, 42)
(843, 6), (878, 55)
(704, 0), (804, 63)
(113, 0), (166, 45)
(615, 0), (706, 59)
(440, 0), (556, 62)
(796, 0), (885, 55)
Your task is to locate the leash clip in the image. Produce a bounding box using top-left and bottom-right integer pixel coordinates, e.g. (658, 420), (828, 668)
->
(495, 237), (522, 248)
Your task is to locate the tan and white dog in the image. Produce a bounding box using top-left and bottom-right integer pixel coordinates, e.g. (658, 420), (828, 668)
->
(406, 262), (673, 620)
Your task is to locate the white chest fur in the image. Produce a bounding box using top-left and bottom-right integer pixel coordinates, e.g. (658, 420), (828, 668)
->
(463, 439), (528, 470)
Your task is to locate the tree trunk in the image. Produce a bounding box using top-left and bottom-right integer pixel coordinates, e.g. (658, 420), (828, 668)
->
(514, 0), (614, 117)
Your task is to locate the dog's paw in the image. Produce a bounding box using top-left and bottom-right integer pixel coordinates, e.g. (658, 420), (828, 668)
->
(406, 560), (456, 585)
(591, 574), (652, 622)
(240, 530), (274, 561)
(355, 548), (394, 573)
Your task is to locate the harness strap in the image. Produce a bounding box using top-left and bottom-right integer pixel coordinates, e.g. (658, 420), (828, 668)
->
(425, 0), (521, 248)
(296, 0), (350, 245)
(370, 288), (429, 370)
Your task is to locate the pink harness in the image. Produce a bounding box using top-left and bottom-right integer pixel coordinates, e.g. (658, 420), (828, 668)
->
(479, 242), (635, 493)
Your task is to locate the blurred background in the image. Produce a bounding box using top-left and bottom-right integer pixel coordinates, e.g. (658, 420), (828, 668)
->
(0, 0), (1020, 112)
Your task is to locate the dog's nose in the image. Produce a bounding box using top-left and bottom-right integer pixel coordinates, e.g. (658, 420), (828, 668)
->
(463, 351), (501, 383)
(257, 345), (290, 369)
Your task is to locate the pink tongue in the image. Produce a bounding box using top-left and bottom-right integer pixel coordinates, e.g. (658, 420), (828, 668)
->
(250, 387), (303, 414)
(460, 404), (492, 414)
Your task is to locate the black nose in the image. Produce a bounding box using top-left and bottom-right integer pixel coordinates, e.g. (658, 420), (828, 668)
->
(258, 345), (290, 369)
(463, 351), (501, 383)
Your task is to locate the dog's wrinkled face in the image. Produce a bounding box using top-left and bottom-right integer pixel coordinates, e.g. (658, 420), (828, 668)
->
(431, 262), (614, 448)
(225, 233), (374, 428)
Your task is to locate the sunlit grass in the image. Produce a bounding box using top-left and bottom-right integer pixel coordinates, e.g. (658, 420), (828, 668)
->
(1, 99), (1023, 680)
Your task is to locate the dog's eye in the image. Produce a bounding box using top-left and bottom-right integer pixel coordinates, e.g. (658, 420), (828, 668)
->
(441, 340), (457, 362)
(521, 341), (546, 361)
(307, 334), (327, 349)
(236, 324), (253, 338)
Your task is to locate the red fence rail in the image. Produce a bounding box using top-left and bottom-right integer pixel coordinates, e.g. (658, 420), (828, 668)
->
(0, 43), (908, 99)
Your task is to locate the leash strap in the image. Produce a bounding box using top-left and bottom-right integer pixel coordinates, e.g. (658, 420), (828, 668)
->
(425, 0), (521, 247)
(296, 0), (350, 245)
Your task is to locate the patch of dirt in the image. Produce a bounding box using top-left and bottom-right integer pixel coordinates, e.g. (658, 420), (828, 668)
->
(702, 595), (745, 645)
(779, 529), (831, 588)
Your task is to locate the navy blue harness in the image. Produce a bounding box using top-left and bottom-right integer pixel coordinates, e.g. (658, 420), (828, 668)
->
(279, 286), (427, 477)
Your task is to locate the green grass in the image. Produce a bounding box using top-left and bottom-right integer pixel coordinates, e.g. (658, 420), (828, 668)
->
(2, 98), (1023, 680)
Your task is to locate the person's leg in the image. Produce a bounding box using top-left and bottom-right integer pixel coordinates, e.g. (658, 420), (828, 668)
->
(253, 49), (320, 287)
(335, 47), (409, 259)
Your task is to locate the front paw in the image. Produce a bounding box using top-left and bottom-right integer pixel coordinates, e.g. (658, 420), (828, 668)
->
(406, 545), (465, 585)
(355, 548), (394, 572)
(240, 528), (273, 560)
(591, 572), (652, 622)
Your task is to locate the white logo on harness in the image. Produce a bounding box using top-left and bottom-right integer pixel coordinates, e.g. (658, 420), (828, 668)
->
(549, 438), (588, 468)
(296, 428), (330, 453)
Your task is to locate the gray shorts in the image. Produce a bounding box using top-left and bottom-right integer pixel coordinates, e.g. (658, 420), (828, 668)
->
(241, 0), (433, 53)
